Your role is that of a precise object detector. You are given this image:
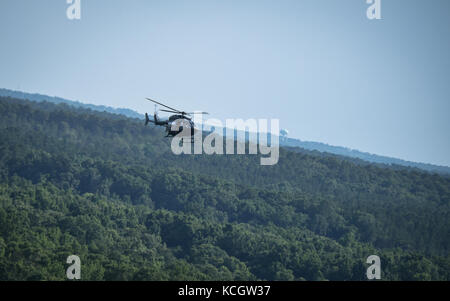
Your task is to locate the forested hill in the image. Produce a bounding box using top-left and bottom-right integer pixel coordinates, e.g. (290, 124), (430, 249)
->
(0, 96), (449, 280)
(2, 88), (449, 175)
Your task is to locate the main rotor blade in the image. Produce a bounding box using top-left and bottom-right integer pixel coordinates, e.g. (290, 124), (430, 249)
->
(160, 109), (200, 117)
(160, 109), (180, 114)
(146, 98), (182, 114)
(186, 112), (209, 115)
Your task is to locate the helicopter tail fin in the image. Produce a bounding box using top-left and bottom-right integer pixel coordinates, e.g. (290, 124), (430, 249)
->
(145, 113), (151, 126)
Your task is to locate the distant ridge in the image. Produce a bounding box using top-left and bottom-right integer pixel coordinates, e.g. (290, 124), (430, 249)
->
(280, 137), (450, 175)
(1, 87), (448, 175)
(0, 88), (143, 119)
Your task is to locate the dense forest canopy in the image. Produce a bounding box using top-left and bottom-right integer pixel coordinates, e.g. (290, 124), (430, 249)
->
(0, 96), (449, 280)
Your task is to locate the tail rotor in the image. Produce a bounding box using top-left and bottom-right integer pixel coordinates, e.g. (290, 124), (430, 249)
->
(145, 104), (160, 126)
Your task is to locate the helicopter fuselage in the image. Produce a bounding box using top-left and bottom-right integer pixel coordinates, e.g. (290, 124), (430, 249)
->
(166, 115), (195, 137)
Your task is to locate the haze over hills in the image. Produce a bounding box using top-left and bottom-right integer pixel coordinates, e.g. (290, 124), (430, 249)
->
(281, 138), (450, 175)
(0, 88), (143, 120)
(1, 88), (449, 175)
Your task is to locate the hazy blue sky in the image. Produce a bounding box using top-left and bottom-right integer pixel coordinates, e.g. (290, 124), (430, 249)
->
(0, 0), (449, 166)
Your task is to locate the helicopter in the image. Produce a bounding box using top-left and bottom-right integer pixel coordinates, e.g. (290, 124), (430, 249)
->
(144, 98), (209, 138)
